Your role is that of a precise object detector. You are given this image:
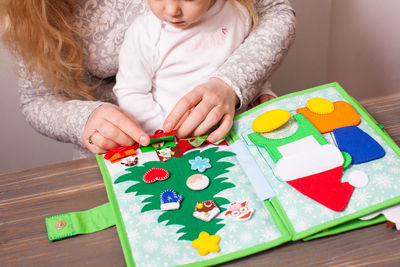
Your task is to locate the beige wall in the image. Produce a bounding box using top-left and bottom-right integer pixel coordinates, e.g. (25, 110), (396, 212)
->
(0, 45), (72, 173)
(271, 0), (332, 95)
(327, 0), (400, 99)
(1, 0), (399, 172)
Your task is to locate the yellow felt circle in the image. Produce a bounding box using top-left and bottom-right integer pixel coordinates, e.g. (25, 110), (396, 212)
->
(252, 109), (291, 133)
(306, 97), (335, 114)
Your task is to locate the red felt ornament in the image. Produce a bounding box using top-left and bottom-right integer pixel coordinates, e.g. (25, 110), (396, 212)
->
(143, 168), (170, 183)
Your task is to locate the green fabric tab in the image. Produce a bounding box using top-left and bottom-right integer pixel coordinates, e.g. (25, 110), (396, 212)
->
(46, 203), (115, 241)
(140, 133), (176, 153)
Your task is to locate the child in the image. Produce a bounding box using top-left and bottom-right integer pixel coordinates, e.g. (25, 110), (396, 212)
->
(113, 0), (276, 137)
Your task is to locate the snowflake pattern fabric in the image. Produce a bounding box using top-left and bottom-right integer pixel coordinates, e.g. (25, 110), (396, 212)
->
(106, 146), (283, 266)
(234, 85), (400, 235)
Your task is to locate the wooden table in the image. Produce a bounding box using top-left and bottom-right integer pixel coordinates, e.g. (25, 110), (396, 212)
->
(2, 95), (400, 266)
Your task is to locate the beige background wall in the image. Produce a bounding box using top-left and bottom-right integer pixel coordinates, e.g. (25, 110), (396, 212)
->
(327, 0), (400, 99)
(1, 0), (399, 172)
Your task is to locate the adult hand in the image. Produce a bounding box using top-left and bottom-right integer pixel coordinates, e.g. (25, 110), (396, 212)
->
(163, 78), (238, 143)
(247, 94), (276, 110)
(82, 104), (150, 153)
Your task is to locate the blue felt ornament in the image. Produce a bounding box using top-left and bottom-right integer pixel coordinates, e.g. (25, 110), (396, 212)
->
(333, 126), (385, 164)
(160, 190), (183, 211)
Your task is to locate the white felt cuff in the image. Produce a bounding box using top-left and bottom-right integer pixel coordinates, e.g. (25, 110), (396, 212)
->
(276, 144), (344, 181)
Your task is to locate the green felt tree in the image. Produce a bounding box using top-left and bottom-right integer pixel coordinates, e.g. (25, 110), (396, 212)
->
(114, 147), (236, 241)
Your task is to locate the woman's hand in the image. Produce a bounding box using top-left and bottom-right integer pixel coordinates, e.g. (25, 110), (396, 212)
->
(163, 78), (238, 143)
(247, 94), (276, 110)
(82, 104), (150, 153)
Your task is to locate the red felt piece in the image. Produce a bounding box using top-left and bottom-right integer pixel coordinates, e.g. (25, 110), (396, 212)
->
(143, 168), (170, 183)
(287, 166), (354, 212)
(150, 129), (176, 139)
(101, 144), (139, 160)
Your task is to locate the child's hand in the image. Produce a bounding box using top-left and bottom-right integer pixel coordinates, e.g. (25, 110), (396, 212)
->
(164, 78), (238, 143)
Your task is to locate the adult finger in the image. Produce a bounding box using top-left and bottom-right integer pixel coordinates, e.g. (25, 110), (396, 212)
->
(176, 98), (215, 138)
(164, 89), (203, 132)
(207, 114), (233, 143)
(192, 106), (224, 137)
(106, 107), (150, 146)
(88, 131), (119, 152)
(259, 94), (275, 103)
(96, 119), (135, 147)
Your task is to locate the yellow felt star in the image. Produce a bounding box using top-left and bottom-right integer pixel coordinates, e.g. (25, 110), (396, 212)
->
(191, 231), (221, 256)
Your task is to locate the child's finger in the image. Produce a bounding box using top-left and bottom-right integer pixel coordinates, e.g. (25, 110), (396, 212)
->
(207, 114), (233, 143)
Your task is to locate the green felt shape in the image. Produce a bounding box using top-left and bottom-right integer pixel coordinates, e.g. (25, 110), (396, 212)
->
(189, 135), (208, 147)
(45, 203), (115, 241)
(140, 134), (176, 153)
(342, 151), (352, 169)
(248, 113), (329, 162)
(114, 147), (236, 241)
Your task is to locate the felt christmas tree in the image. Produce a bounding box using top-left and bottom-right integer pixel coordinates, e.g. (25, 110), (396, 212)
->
(114, 147), (236, 241)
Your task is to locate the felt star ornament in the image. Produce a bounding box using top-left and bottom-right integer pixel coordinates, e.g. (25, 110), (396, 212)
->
(191, 231), (221, 256)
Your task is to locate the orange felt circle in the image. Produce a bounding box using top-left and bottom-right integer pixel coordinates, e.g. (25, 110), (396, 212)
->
(252, 109), (291, 133)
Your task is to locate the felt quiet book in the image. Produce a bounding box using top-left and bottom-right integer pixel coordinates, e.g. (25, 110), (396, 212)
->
(46, 82), (400, 266)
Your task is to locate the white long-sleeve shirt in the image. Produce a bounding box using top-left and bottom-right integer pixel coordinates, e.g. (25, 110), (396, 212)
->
(114, 0), (257, 134)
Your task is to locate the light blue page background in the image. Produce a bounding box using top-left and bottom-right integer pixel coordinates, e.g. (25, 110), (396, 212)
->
(233, 86), (400, 234)
(104, 146), (284, 267)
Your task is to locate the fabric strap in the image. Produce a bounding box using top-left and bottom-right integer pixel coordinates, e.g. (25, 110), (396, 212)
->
(45, 203), (115, 241)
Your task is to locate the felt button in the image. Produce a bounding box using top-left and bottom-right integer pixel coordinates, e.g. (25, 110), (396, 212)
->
(252, 109), (291, 133)
(55, 220), (66, 230)
(306, 97), (335, 114)
(348, 170), (369, 188)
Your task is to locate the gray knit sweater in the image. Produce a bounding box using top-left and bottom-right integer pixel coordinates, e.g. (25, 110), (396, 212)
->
(17, 0), (296, 159)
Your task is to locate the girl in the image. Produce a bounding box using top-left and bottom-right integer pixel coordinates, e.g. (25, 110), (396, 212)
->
(0, 0), (296, 158)
(114, 0), (277, 138)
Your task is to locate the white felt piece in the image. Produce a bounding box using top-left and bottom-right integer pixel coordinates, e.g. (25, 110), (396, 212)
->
(276, 144), (344, 181)
(277, 135), (321, 158)
(348, 170), (369, 188)
(138, 149), (160, 162)
(359, 204), (400, 223)
(193, 207), (220, 222)
(161, 202), (181, 211)
(381, 205), (400, 223)
(359, 212), (380, 220)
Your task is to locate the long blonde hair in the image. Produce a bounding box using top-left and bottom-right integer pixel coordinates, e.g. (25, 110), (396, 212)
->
(0, 0), (94, 100)
(229, 0), (258, 31)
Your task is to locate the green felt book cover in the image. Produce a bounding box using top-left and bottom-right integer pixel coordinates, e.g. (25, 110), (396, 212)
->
(95, 82), (400, 267)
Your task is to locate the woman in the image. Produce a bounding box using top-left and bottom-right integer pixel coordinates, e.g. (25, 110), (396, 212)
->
(0, 0), (296, 159)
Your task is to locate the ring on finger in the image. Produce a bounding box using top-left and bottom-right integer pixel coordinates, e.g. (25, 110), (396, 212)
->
(88, 131), (96, 145)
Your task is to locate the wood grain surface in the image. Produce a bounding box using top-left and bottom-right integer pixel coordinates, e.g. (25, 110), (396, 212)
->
(1, 94), (400, 267)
